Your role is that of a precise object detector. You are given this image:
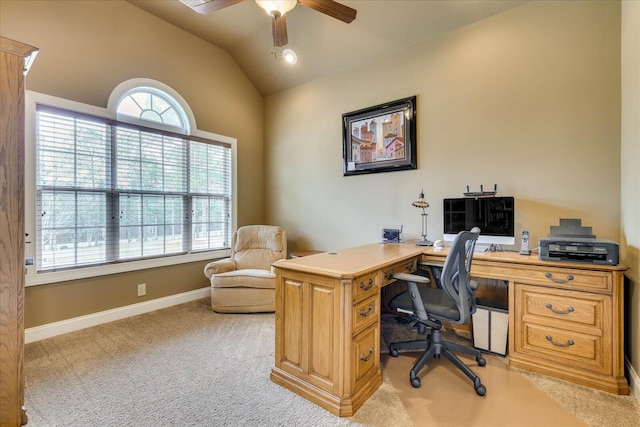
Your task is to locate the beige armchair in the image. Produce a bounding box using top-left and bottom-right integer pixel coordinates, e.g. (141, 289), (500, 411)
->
(204, 225), (287, 313)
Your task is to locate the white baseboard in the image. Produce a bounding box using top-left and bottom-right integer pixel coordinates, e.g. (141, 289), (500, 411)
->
(627, 357), (640, 404)
(25, 287), (210, 344)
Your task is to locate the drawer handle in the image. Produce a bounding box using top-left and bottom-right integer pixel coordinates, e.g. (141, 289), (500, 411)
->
(359, 304), (374, 317)
(545, 303), (575, 315)
(360, 278), (374, 291)
(360, 347), (374, 362)
(406, 262), (415, 270)
(545, 335), (575, 348)
(545, 272), (574, 284)
(384, 271), (394, 280)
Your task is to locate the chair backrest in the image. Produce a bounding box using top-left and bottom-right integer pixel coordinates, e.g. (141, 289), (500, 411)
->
(439, 228), (480, 324)
(232, 225), (287, 270)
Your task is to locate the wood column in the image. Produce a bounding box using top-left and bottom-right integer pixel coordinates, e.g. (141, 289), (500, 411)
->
(0, 36), (38, 427)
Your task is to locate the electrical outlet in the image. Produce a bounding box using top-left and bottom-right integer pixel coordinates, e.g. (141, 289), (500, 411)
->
(137, 283), (146, 297)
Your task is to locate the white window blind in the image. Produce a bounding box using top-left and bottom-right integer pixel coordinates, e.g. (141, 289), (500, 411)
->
(35, 105), (232, 272)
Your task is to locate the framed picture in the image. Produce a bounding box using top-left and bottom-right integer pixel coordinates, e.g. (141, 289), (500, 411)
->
(342, 96), (417, 176)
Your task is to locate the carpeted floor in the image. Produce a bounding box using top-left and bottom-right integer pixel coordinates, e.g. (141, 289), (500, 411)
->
(24, 298), (410, 426)
(23, 298), (639, 426)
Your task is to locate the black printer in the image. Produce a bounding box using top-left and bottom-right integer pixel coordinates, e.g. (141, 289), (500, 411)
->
(538, 219), (619, 266)
(539, 236), (619, 265)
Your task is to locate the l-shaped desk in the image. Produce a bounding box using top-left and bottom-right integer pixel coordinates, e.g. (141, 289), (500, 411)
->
(270, 243), (629, 417)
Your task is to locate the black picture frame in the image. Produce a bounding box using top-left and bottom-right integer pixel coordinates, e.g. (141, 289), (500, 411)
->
(342, 96), (417, 176)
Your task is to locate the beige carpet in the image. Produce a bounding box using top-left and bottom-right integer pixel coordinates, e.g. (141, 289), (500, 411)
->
(24, 298), (410, 426)
(515, 368), (640, 427)
(23, 299), (639, 426)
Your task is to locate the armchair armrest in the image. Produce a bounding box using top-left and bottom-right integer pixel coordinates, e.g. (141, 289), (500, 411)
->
(270, 258), (287, 274)
(204, 258), (237, 279)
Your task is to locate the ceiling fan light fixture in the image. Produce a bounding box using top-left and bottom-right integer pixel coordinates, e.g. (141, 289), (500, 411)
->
(255, 0), (297, 16)
(282, 48), (297, 64)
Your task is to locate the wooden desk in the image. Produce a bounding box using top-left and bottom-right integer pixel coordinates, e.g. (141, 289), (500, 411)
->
(270, 243), (629, 417)
(290, 250), (324, 258)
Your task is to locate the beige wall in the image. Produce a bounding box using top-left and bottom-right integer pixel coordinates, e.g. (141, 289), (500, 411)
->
(23, 262), (208, 327)
(265, 0), (621, 252)
(0, 0), (265, 327)
(264, 0), (636, 380)
(621, 0), (640, 389)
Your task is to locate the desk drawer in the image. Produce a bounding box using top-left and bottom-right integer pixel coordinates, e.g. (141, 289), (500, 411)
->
(353, 272), (378, 302)
(353, 324), (378, 390)
(352, 295), (378, 335)
(517, 285), (606, 330)
(519, 322), (609, 374)
(381, 257), (419, 287)
(511, 266), (612, 292)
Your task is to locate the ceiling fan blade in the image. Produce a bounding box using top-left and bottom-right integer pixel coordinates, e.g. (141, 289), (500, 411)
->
(272, 13), (288, 47)
(298, 0), (357, 23)
(179, 0), (244, 15)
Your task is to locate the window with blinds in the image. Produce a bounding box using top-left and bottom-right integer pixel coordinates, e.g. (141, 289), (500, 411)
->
(35, 105), (232, 272)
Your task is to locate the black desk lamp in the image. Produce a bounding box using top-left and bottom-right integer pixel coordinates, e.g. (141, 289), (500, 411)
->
(413, 189), (433, 246)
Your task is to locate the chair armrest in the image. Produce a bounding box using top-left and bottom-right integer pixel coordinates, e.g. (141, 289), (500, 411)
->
(204, 258), (237, 279)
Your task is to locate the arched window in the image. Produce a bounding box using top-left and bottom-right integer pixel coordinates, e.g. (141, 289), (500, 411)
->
(109, 78), (195, 135)
(26, 80), (236, 283)
(116, 88), (187, 131)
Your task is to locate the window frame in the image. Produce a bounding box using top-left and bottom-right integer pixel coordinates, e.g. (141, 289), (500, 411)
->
(25, 90), (237, 286)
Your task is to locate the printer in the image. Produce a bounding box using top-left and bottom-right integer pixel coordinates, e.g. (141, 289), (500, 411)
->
(538, 219), (619, 266)
(539, 236), (619, 265)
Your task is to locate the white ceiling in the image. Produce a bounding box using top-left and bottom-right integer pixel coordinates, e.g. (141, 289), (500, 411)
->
(128, 0), (526, 96)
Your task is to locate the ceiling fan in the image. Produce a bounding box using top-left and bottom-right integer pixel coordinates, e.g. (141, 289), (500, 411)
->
(179, 0), (357, 47)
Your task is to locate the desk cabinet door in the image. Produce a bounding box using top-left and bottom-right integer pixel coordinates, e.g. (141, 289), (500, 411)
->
(277, 272), (340, 394)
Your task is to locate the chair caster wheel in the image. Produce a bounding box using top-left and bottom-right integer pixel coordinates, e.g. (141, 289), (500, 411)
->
(411, 377), (421, 388)
(476, 355), (486, 366)
(475, 384), (486, 396)
(389, 347), (399, 357)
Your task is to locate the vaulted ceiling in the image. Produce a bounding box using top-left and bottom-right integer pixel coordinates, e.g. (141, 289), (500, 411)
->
(129, 0), (526, 96)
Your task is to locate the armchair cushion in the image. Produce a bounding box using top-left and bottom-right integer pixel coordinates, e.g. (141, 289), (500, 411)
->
(233, 225), (285, 270)
(211, 269), (276, 290)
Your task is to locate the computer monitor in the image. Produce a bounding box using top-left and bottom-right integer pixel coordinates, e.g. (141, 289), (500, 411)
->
(443, 196), (515, 252)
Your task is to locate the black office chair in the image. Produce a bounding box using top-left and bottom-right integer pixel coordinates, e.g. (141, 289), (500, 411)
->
(388, 228), (487, 396)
